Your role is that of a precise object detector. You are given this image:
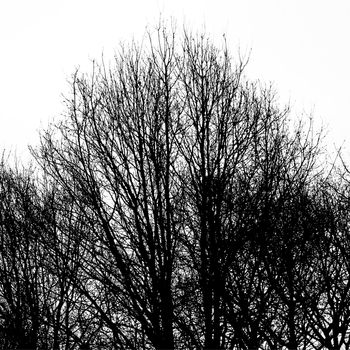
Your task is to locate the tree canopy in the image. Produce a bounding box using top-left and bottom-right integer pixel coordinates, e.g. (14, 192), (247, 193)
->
(0, 26), (349, 350)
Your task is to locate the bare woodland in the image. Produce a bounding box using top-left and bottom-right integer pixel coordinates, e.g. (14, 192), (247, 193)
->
(1, 27), (350, 350)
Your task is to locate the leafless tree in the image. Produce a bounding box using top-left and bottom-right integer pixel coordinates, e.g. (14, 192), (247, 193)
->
(34, 27), (185, 350)
(29, 25), (345, 350)
(0, 160), (47, 349)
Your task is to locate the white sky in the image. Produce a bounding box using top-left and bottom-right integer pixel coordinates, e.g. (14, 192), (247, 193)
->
(0, 0), (349, 161)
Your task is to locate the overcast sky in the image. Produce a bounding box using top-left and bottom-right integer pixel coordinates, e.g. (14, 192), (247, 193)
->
(0, 0), (349, 161)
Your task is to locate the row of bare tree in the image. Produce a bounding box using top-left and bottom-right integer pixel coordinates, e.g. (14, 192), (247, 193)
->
(1, 28), (350, 350)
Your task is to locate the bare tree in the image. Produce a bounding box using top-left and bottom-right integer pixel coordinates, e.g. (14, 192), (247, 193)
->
(35, 27), (185, 350)
(29, 25), (343, 350)
(300, 173), (350, 350)
(0, 160), (47, 349)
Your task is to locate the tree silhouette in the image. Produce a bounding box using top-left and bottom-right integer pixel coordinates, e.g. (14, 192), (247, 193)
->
(0, 160), (47, 349)
(0, 25), (338, 350)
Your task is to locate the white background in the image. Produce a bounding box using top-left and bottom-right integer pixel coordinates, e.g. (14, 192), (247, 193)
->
(0, 0), (349, 161)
